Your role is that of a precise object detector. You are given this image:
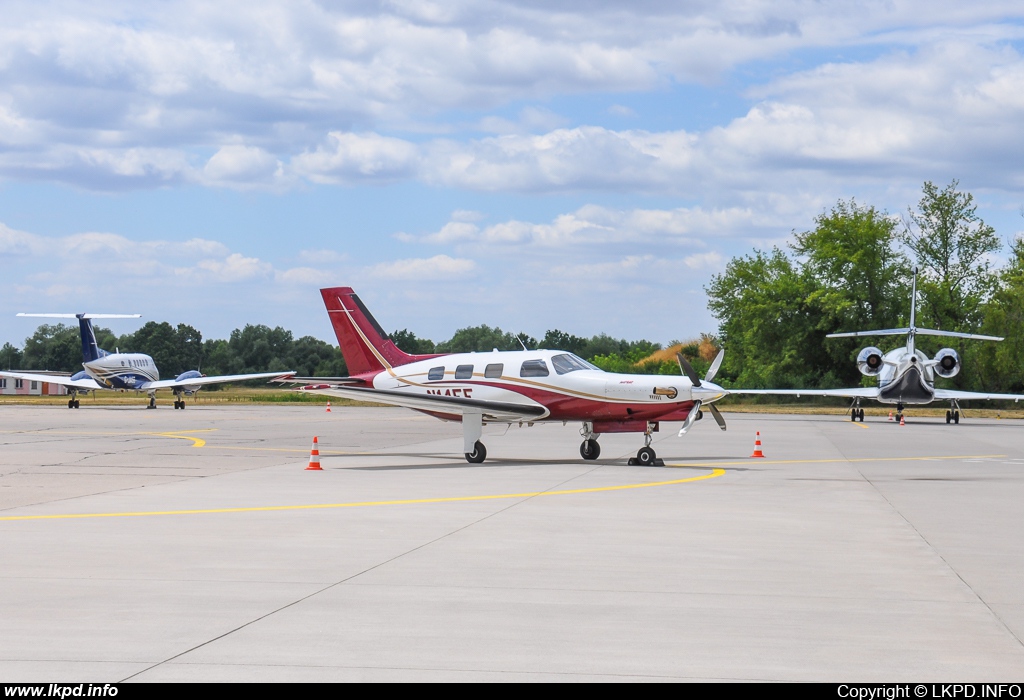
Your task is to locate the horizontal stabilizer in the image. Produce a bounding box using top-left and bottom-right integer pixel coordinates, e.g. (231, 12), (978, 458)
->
(826, 328), (910, 338)
(914, 328), (1003, 341)
(17, 313), (141, 319)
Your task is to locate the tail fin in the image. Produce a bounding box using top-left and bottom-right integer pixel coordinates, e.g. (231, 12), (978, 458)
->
(77, 315), (103, 363)
(17, 313), (139, 364)
(320, 288), (439, 376)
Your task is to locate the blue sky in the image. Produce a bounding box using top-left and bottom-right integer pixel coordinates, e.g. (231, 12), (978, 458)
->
(2, 1), (1024, 351)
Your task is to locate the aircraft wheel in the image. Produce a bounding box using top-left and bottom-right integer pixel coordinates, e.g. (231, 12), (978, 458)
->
(946, 410), (951, 424)
(68, 399), (74, 409)
(580, 439), (600, 460)
(954, 411), (960, 424)
(465, 441), (487, 464)
(179, 401), (185, 410)
(73, 400), (80, 409)
(850, 411), (856, 422)
(696, 410), (703, 421)
(859, 408), (865, 421)
(636, 446), (657, 466)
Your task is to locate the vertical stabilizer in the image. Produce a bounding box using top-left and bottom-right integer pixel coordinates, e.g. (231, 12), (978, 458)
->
(320, 288), (439, 376)
(907, 267), (918, 355)
(78, 315), (102, 363)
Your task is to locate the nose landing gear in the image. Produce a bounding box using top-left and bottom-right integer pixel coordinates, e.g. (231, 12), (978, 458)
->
(627, 423), (664, 466)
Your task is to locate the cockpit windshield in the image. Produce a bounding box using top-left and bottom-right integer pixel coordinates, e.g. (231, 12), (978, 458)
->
(551, 353), (600, 375)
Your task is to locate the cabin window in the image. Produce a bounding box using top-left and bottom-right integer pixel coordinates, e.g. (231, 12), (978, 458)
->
(484, 363), (503, 378)
(427, 366), (445, 381)
(551, 353), (598, 375)
(520, 359), (549, 377)
(455, 364), (474, 380)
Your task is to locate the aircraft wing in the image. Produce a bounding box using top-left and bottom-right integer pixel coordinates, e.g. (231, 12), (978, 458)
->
(933, 388), (1024, 402)
(142, 371), (296, 390)
(729, 387), (880, 399)
(300, 384), (549, 422)
(0, 370), (103, 390)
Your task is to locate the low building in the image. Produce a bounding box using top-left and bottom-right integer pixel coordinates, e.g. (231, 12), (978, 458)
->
(0, 371), (70, 396)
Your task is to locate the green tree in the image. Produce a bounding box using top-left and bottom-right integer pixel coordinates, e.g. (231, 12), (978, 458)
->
(22, 324), (82, 372)
(436, 325), (520, 353)
(389, 329), (436, 354)
(902, 181), (1001, 389)
(902, 180), (1001, 333)
(1, 342), (22, 370)
(978, 237), (1024, 392)
(706, 248), (833, 389)
(793, 199), (910, 380)
(541, 330), (588, 355)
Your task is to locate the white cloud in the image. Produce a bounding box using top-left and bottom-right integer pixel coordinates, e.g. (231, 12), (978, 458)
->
(292, 132), (419, 184)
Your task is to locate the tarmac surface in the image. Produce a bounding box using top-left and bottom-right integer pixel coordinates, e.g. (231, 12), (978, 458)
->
(1, 403), (1023, 682)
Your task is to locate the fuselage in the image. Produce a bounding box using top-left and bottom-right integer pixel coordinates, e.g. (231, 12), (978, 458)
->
(875, 347), (936, 405)
(83, 352), (160, 390)
(362, 349), (726, 426)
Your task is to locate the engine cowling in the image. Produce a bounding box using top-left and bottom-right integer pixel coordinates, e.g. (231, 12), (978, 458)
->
(857, 347), (884, 376)
(933, 348), (959, 378)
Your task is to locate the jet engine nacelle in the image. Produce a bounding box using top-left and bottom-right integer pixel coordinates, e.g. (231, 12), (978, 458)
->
(933, 348), (960, 378)
(857, 347), (884, 376)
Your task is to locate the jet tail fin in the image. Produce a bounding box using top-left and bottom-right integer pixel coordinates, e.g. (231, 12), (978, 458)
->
(320, 288), (440, 376)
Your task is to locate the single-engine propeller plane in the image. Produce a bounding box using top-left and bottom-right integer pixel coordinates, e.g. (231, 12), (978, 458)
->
(282, 287), (730, 465)
(0, 313), (294, 409)
(731, 269), (1024, 423)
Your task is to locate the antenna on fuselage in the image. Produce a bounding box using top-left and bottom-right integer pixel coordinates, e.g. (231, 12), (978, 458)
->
(517, 334), (529, 351)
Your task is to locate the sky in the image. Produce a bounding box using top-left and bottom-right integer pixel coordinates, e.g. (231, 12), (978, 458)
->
(2, 1), (1024, 349)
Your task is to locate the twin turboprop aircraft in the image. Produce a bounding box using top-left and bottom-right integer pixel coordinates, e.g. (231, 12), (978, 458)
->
(285, 287), (729, 465)
(732, 269), (1024, 422)
(0, 313), (293, 409)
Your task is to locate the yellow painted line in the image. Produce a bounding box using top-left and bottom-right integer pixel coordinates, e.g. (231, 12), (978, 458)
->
(147, 432), (209, 448)
(0, 468), (725, 521)
(664, 454), (1005, 468)
(850, 421), (869, 429)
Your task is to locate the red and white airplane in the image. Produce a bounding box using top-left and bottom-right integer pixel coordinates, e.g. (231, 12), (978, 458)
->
(287, 287), (729, 465)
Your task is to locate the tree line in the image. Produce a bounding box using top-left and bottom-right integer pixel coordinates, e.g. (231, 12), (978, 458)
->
(706, 180), (1024, 394)
(0, 316), (702, 383)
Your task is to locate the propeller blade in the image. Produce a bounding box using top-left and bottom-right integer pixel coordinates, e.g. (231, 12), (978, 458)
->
(678, 400), (702, 436)
(676, 352), (702, 387)
(705, 349), (725, 384)
(708, 403), (727, 431)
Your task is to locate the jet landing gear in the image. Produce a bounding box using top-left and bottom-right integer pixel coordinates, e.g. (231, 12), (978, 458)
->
(465, 441), (487, 463)
(66, 391), (80, 409)
(147, 394), (157, 409)
(850, 399), (864, 422)
(173, 391), (186, 410)
(946, 400), (961, 425)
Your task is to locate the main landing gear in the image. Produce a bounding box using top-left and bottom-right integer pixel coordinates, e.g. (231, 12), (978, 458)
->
(465, 440), (487, 463)
(146, 394), (157, 409)
(850, 399), (864, 422)
(946, 400), (961, 424)
(173, 392), (186, 409)
(66, 390), (80, 409)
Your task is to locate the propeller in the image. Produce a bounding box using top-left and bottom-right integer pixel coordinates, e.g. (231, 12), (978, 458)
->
(676, 349), (727, 434)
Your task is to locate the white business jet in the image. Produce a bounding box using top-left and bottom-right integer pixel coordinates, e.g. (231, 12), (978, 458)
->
(1, 313), (294, 409)
(282, 287), (729, 465)
(731, 269), (1024, 422)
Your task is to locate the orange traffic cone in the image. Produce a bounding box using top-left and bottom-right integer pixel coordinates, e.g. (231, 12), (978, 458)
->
(306, 436), (323, 470)
(326, 401), (332, 413)
(899, 415), (905, 426)
(750, 431), (765, 458)
(888, 411), (894, 421)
